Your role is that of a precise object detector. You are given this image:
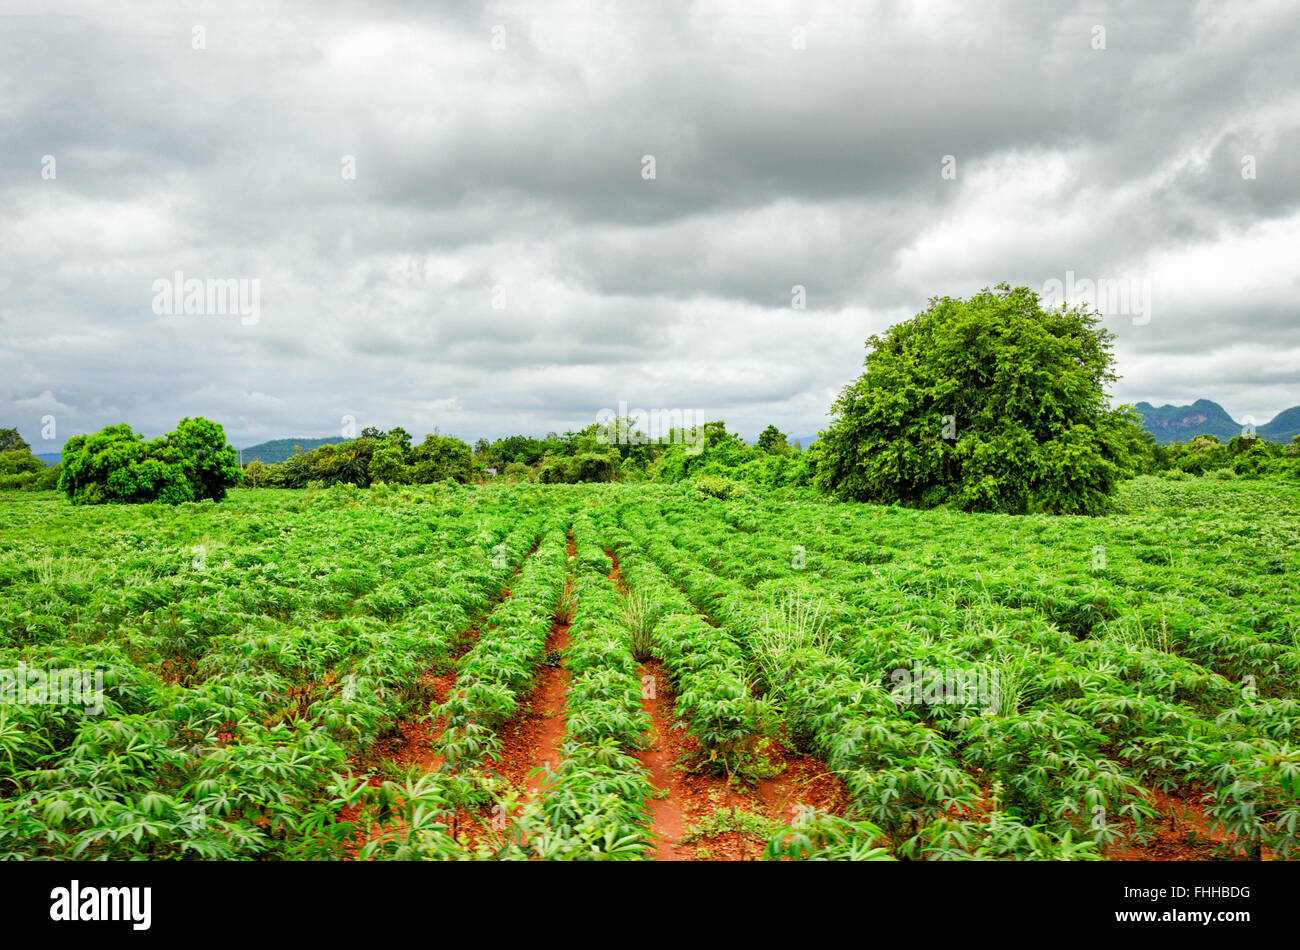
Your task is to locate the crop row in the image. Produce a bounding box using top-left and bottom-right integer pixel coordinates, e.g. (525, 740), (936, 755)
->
(600, 517), (760, 776)
(436, 522), (568, 771)
(0, 489), (544, 859)
(617, 502), (1132, 858)
(518, 514), (654, 859)
(656, 496), (1299, 857)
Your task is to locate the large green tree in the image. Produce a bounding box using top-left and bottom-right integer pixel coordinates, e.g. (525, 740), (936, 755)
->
(58, 424), (156, 504)
(153, 416), (243, 501)
(368, 434), (413, 484)
(0, 428), (31, 453)
(813, 284), (1141, 515)
(58, 418), (240, 504)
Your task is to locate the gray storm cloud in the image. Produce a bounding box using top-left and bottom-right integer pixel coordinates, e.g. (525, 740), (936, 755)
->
(2, 0), (1298, 451)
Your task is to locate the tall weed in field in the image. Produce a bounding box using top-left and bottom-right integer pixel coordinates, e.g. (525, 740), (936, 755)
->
(751, 591), (831, 688)
(555, 583), (575, 624)
(989, 651), (1035, 717)
(32, 555), (98, 587)
(621, 590), (657, 662)
(1104, 612), (1172, 654)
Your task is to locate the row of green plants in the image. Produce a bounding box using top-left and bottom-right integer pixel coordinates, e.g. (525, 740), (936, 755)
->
(600, 519), (762, 778)
(2, 479), (1295, 859)
(605, 499), (1106, 857)
(641, 484), (1298, 858)
(0, 486), (540, 858)
(436, 526), (567, 771)
(514, 515), (655, 859)
(620, 500), (1131, 857)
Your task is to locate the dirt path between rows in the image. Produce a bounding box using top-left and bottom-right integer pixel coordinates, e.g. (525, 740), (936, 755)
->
(1107, 786), (1275, 861)
(637, 658), (692, 859)
(606, 547), (845, 860)
(338, 539), (541, 851)
(637, 676), (844, 860)
(337, 627), (483, 851)
(494, 530), (575, 808)
(492, 614), (571, 801)
(606, 549), (687, 858)
(348, 577), (525, 778)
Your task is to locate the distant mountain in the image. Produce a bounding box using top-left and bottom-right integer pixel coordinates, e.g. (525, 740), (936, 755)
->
(1134, 400), (1241, 443)
(36, 453), (60, 468)
(237, 437), (346, 465)
(1261, 405), (1300, 443)
(1134, 400), (1300, 445)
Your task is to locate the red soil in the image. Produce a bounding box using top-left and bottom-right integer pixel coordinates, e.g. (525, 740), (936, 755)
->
(607, 551), (688, 856)
(353, 667), (458, 773)
(754, 746), (848, 827)
(606, 549), (630, 595)
(335, 559), (531, 852)
(605, 546), (847, 860)
(343, 536), (851, 861)
(494, 531), (576, 805)
(492, 614), (571, 800)
(1108, 786), (1275, 861)
(335, 664), (462, 850)
(635, 663), (846, 860)
(636, 659), (692, 859)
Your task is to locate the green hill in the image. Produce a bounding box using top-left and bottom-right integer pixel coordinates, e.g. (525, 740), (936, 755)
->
(1134, 400), (1300, 445)
(1260, 405), (1300, 443)
(238, 437), (346, 465)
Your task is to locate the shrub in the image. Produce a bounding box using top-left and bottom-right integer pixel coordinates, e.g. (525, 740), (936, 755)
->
(57, 418), (240, 505)
(502, 461), (531, 482)
(693, 475), (748, 500)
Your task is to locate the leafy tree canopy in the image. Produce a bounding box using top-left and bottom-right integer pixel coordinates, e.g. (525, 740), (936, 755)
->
(756, 424), (790, 455)
(410, 433), (476, 484)
(0, 431), (54, 492)
(813, 284), (1142, 514)
(58, 418), (241, 505)
(0, 427), (31, 453)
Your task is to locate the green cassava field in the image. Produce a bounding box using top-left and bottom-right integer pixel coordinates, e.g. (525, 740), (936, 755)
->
(1, 476), (1297, 861)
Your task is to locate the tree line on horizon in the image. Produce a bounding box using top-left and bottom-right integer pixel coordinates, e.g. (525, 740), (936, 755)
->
(4, 285), (1298, 509)
(237, 419), (812, 492)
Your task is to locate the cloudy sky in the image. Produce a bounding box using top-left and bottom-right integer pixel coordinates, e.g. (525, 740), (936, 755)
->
(3, 0), (1299, 451)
